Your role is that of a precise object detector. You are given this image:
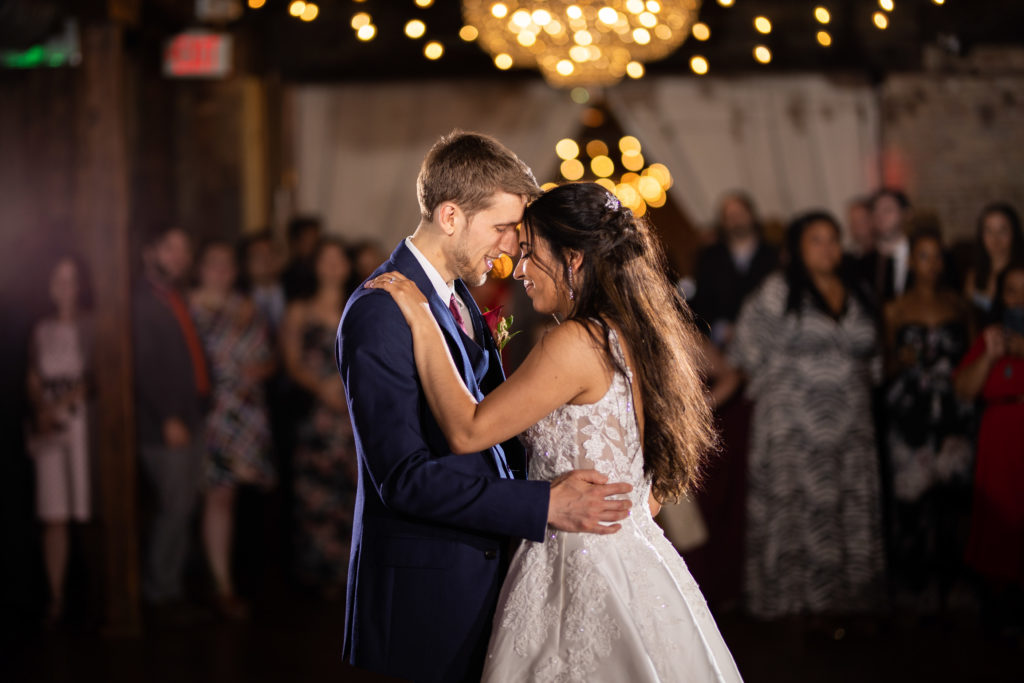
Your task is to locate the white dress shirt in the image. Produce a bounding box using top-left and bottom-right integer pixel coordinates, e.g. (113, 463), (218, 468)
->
(405, 237), (475, 341)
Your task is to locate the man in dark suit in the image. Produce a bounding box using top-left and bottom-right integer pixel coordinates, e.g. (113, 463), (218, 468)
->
(336, 132), (631, 682)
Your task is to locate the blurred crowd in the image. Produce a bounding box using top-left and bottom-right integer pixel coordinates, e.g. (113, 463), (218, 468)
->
(674, 191), (1024, 642)
(20, 190), (1024, 644)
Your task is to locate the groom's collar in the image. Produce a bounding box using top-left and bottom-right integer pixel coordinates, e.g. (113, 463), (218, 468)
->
(404, 237), (456, 305)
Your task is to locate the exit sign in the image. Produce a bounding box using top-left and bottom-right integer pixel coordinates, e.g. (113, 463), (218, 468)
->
(163, 31), (232, 78)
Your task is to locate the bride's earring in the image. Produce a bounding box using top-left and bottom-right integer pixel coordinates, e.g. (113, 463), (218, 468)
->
(567, 266), (575, 301)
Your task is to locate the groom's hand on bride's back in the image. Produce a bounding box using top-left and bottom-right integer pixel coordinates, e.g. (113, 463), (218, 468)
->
(547, 470), (632, 534)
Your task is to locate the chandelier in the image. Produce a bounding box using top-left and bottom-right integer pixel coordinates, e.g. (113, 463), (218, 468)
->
(462, 1), (701, 88)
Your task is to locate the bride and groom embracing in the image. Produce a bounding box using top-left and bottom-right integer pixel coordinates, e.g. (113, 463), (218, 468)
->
(336, 131), (742, 682)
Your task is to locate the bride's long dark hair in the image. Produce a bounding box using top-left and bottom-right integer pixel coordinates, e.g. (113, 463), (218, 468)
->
(522, 182), (717, 500)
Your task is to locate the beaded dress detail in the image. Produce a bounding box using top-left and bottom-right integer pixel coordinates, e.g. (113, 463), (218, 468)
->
(482, 329), (742, 683)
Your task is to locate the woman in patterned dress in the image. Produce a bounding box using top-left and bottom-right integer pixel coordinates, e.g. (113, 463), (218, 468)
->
(191, 242), (276, 618)
(280, 237), (358, 596)
(730, 211), (885, 619)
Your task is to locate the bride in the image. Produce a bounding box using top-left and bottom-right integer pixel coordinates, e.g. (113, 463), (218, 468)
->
(368, 182), (742, 682)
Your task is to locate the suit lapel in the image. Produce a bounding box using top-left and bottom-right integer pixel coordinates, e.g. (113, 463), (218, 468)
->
(389, 242), (483, 400)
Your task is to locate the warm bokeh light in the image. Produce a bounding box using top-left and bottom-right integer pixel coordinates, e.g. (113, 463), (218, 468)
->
(556, 138), (580, 160)
(626, 61), (644, 79)
(627, 0), (644, 12)
(690, 55), (709, 75)
(560, 158), (585, 181)
(879, 0), (894, 10)
(633, 28), (651, 45)
(621, 172), (641, 185)
(754, 17), (772, 34)
(289, 1), (305, 18)
(556, 59), (574, 76)
(415, 0), (434, 7)
(639, 12), (658, 29)
(754, 45), (772, 64)
(815, 6), (831, 24)
(248, 0), (266, 9)
(424, 41), (444, 60)
(646, 1), (662, 11)
(300, 2), (318, 21)
(570, 87), (590, 104)
(622, 152), (645, 172)
(637, 176), (661, 202)
(591, 155), (615, 178)
(460, 25), (479, 42)
(717, 0), (734, 6)
(494, 53), (513, 69)
(581, 107), (605, 127)
(595, 178), (616, 193)
(532, 9), (552, 26)
(541, 182), (559, 191)
(817, 31), (832, 47)
(351, 12), (371, 30)
(574, 30), (593, 46)
(357, 24), (376, 41)
(692, 22), (710, 41)
(932, 0), (945, 4)
(598, 7), (619, 25)
(566, 5), (583, 20)
(517, 32), (537, 47)
(491, 3), (508, 19)
(586, 139), (609, 157)
(873, 11), (889, 29)
(619, 136), (642, 154)
(405, 20), (426, 39)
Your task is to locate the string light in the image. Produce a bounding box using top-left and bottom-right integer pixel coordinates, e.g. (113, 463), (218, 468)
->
(879, 0), (894, 11)
(351, 12), (371, 30)
(754, 17), (772, 34)
(405, 20), (426, 39)
(357, 24), (377, 41)
(415, 0), (434, 7)
(626, 61), (645, 79)
(815, 7), (831, 24)
(692, 22), (710, 41)
(555, 138), (580, 160)
(817, 31), (832, 47)
(718, 0), (734, 6)
(753, 45), (772, 64)
(247, 0), (266, 9)
(289, 1), (305, 17)
(299, 2), (318, 21)
(459, 25), (479, 41)
(873, 11), (889, 29)
(690, 55), (709, 75)
(494, 53), (513, 69)
(424, 41), (444, 60)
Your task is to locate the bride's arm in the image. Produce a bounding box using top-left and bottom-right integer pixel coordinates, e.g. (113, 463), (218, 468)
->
(367, 274), (605, 454)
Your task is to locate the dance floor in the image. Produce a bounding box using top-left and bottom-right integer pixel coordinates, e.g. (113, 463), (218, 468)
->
(3, 590), (1021, 683)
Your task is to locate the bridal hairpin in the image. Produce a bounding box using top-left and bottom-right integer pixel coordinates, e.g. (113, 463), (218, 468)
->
(604, 193), (621, 212)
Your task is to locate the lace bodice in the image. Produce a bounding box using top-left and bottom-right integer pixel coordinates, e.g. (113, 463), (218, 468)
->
(523, 328), (650, 510)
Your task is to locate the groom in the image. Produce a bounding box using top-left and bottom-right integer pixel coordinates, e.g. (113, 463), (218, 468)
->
(336, 131), (632, 682)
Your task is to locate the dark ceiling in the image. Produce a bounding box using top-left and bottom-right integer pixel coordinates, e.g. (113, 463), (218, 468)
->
(3, 0), (1024, 83)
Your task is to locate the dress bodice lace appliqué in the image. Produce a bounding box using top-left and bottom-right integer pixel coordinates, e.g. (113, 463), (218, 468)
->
(486, 329), (736, 683)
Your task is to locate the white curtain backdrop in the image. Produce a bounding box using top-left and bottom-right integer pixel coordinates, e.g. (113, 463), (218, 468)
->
(606, 74), (882, 229)
(292, 74), (881, 246)
(292, 79), (584, 248)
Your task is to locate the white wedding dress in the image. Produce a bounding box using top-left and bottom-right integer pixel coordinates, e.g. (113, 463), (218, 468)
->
(482, 331), (743, 683)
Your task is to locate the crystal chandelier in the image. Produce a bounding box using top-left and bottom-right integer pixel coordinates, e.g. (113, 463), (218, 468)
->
(462, 1), (701, 88)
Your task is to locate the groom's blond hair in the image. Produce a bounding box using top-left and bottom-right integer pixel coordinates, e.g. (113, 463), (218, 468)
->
(417, 131), (540, 222)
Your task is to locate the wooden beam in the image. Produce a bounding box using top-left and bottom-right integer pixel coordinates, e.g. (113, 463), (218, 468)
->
(74, 21), (141, 638)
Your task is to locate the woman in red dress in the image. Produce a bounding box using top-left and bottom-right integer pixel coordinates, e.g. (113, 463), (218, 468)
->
(955, 260), (1024, 636)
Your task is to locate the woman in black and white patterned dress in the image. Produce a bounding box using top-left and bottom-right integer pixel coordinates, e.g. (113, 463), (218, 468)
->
(730, 211), (885, 619)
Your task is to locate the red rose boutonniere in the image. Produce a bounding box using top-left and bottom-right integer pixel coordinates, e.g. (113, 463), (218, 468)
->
(481, 306), (520, 351)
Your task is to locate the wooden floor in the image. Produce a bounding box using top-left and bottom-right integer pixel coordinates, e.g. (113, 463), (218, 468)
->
(3, 591), (1022, 683)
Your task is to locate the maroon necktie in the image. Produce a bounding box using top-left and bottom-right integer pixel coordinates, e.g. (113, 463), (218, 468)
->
(449, 294), (468, 335)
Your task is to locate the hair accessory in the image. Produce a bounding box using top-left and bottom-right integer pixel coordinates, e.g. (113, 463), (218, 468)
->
(604, 192), (621, 212)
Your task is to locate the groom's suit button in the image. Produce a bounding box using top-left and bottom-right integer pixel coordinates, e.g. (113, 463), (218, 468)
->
(483, 549), (497, 560)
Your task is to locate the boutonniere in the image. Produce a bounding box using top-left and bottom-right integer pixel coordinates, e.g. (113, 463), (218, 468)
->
(482, 306), (520, 351)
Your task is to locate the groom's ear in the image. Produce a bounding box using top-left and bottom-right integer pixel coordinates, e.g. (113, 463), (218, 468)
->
(436, 201), (461, 237)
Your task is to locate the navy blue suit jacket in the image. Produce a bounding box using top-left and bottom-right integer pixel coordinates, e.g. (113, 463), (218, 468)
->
(336, 241), (550, 682)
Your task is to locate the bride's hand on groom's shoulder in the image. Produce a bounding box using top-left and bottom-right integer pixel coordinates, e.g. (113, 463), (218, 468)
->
(548, 469), (632, 535)
(365, 271), (430, 324)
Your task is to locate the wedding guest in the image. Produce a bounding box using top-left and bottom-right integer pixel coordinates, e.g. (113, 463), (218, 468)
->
(963, 202), (1023, 328)
(847, 196), (875, 257)
(238, 231), (286, 334)
(883, 227), (974, 611)
(280, 238), (358, 596)
(190, 242), (277, 620)
(25, 255), (92, 625)
(282, 216), (323, 302)
(348, 239), (388, 290)
(684, 192), (776, 609)
(690, 192), (778, 347)
(730, 210), (885, 619)
(858, 189), (912, 302)
(954, 260), (1024, 637)
(133, 225), (209, 611)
